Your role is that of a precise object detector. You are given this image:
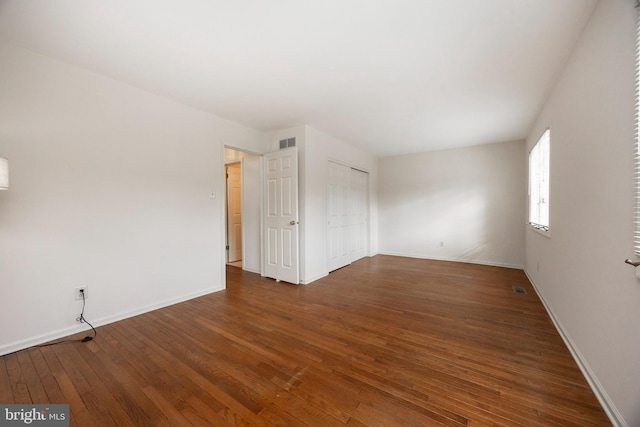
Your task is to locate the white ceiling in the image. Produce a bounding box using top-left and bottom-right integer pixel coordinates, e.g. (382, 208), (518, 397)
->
(0, 0), (597, 157)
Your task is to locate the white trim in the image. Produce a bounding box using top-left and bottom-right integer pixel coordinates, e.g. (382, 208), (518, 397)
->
(524, 269), (626, 427)
(326, 156), (371, 175)
(529, 224), (551, 238)
(259, 153), (265, 276)
(220, 142), (227, 290)
(239, 158), (246, 268)
(0, 287), (224, 357)
(242, 266), (261, 274)
(299, 272), (328, 285)
(378, 251), (524, 270)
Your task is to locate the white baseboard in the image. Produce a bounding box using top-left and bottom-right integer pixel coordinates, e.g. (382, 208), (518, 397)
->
(300, 272), (328, 285)
(0, 286), (224, 357)
(242, 266), (261, 274)
(523, 269), (626, 427)
(0, 324), (95, 357)
(378, 251), (524, 270)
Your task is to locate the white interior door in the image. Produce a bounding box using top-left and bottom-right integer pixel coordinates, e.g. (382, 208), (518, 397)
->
(263, 147), (299, 284)
(226, 163), (242, 263)
(328, 161), (351, 271)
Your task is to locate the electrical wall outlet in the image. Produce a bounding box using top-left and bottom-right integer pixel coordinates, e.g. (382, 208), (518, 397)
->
(75, 286), (88, 300)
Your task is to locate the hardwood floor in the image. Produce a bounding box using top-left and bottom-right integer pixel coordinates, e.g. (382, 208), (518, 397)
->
(1, 256), (610, 426)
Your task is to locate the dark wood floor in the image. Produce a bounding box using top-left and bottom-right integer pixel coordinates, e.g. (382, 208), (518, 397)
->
(1, 256), (610, 426)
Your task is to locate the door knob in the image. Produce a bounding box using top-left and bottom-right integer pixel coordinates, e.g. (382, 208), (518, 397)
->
(290, 220), (298, 225)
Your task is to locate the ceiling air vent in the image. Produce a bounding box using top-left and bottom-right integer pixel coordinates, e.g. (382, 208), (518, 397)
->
(279, 137), (296, 149)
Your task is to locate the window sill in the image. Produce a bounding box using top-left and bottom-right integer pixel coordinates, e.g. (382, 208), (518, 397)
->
(529, 224), (551, 238)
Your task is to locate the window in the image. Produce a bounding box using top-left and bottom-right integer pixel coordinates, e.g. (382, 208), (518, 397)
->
(529, 129), (550, 233)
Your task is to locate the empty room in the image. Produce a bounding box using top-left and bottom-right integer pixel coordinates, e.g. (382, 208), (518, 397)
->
(0, 0), (638, 426)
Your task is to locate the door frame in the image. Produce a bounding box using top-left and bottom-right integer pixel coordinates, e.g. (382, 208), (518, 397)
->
(221, 145), (263, 289)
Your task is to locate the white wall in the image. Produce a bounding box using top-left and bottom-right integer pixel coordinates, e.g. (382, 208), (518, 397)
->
(223, 148), (262, 273)
(0, 41), (264, 354)
(378, 141), (526, 268)
(524, 1), (639, 425)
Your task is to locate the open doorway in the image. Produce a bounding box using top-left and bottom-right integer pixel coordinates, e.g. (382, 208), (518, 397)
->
(223, 147), (262, 275)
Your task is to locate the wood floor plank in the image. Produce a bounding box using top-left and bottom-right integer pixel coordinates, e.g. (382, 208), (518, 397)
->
(0, 357), (15, 404)
(82, 338), (166, 425)
(49, 370), (95, 427)
(15, 350), (49, 403)
(28, 348), (66, 404)
(0, 256), (611, 426)
(4, 353), (31, 404)
(122, 317), (270, 426)
(53, 343), (140, 427)
(36, 346), (93, 426)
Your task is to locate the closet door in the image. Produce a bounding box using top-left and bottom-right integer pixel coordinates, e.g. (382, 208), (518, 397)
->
(349, 168), (368, 262)
(328, 162), (351, 271)
(328, 162), (369, 272)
